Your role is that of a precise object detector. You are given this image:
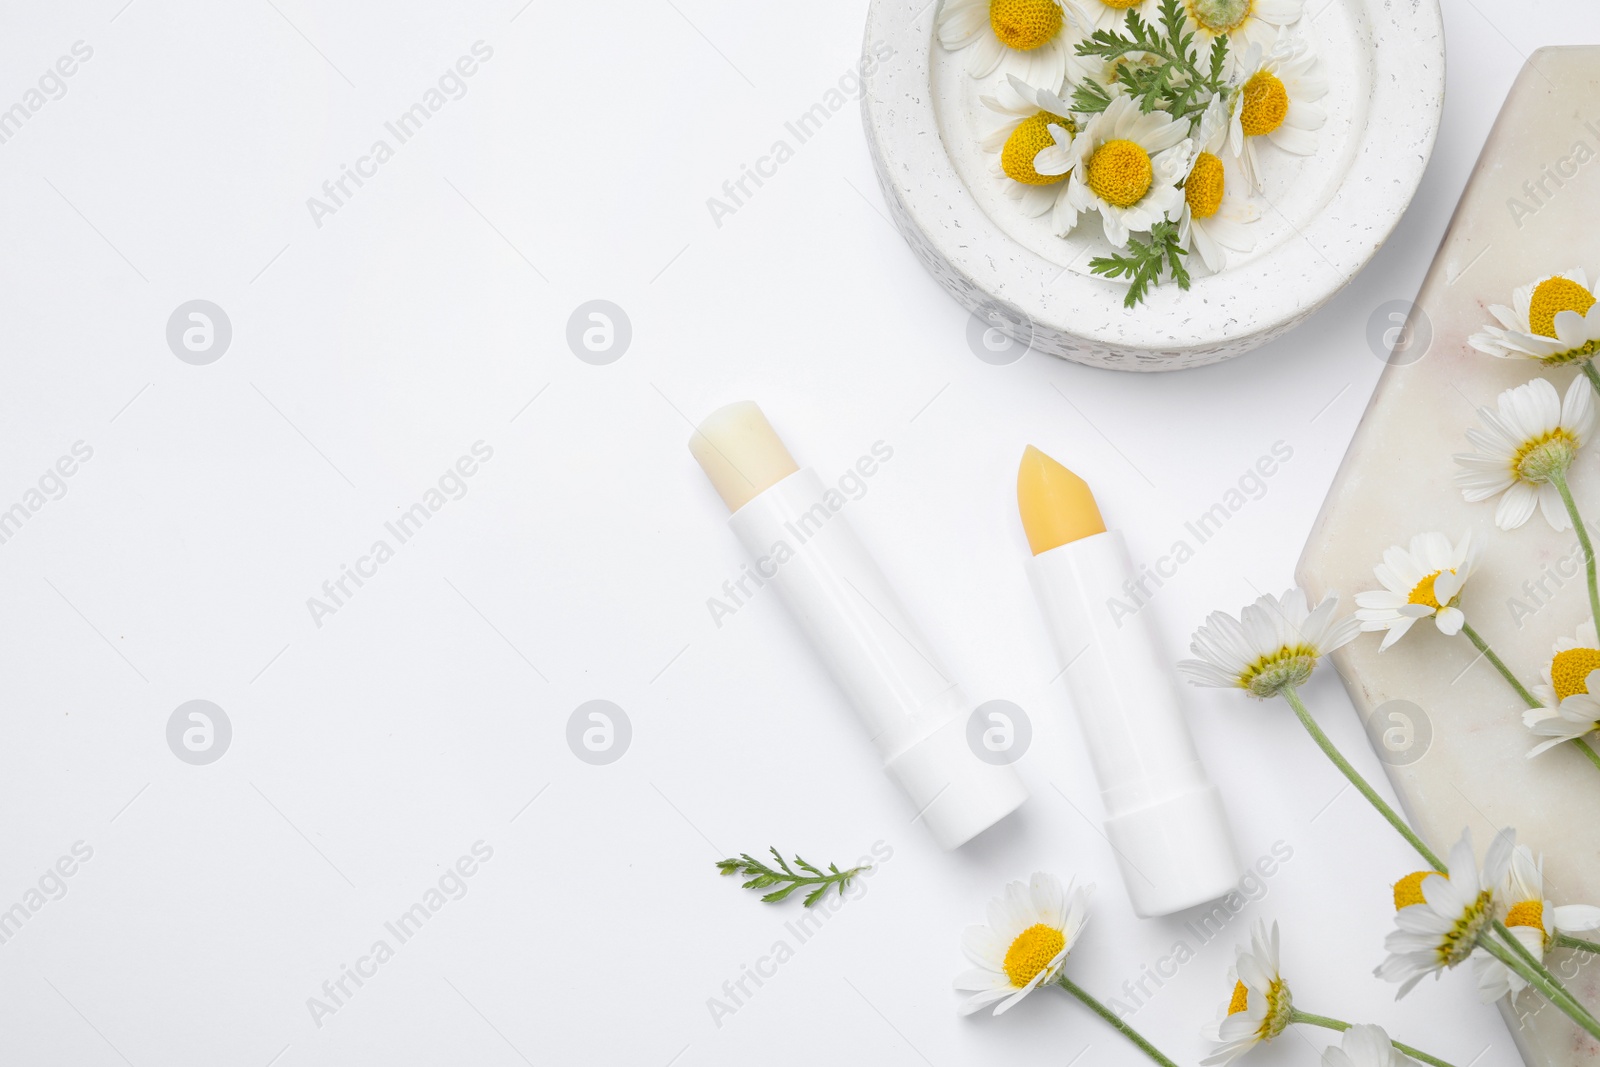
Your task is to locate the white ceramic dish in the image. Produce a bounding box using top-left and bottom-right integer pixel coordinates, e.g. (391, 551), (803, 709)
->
(860, 0), (1445, 371)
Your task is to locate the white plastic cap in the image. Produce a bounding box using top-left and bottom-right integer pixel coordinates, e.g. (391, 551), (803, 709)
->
(884, 714), (1029, 850)
(1103, 784), (1240, 917)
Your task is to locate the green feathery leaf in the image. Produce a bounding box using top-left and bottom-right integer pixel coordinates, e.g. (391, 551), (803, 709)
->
(1069, 78), (1114, 116)
(716, 848), (871, 908)
(1072, 0), (1233, 128)
(1089, 221), (1190, 308)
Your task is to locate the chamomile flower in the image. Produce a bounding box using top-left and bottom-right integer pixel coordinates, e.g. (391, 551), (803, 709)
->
(1523, 690), (1600, 758)
(982, 75), (1081, 231)
(1522, 612), (1600, 765)
(1200, 921), (1293, 1065)
(1471, 844), (1600, 1000)
(938, 0), (1077, 87)
(1183, 0), (1305, 53)
(1178, 588), (1360, 699)
(1376, 827), (1514, 998)
(1053, 92), (1192, 247)
(1354, 532), (1477, 650)
(1529, 617), (1600, 708)
(1469, 270), (1600, 369)
(1227, 35), (1328, 191)
(954, 873), (1091, 1015)
(1323, 1025), (1406, 1067)
(1454, 376), (1594, 531)
(1178, 95), (1259, 272)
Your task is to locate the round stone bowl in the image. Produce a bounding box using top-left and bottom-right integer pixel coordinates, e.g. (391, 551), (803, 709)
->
(861, 1), (1445, 371)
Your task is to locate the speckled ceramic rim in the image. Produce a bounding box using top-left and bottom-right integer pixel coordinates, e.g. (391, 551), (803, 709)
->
(861, 0), (1445, 372)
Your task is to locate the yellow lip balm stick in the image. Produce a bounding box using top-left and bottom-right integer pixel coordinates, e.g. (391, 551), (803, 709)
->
(1018, 446), (1240, 916)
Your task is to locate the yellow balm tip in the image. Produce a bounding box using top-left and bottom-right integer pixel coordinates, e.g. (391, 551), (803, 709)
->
(1017, 446), (1106, 556)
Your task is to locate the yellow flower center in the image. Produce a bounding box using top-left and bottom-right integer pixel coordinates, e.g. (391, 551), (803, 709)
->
(1239, 70), (1289, 137)
(1185, 152), (1225, 219)
(1227, 980), (1250, 1014)
(1505, 899), (1547, 934)
(1407, 571), (1445, 610)
(1087, 139), (1153, 207)
(1003, 923), (1066, 987)
(1529, 276), (1595, 339)
(989, 0), (1064, 51)
(1551, 647), (1600, 700)
(1099, 0), (1143, 8)
(1394, 871), (1432, 910)
(1002, 112), (1074, 186)
(1512, 427), (1579, 483)
(1187, 0), (1253, 33)
(1227, 977), (1293, 1040)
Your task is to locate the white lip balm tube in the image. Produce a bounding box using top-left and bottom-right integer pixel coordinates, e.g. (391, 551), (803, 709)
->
(691, 402), (1028, 850)
(1018, 446), (1239, 917)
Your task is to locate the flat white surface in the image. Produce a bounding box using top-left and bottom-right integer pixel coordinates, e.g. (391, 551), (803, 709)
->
(0, 2), (1588, 1065)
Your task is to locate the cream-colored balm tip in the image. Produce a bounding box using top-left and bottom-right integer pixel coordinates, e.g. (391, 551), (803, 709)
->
(689, 401), (800, 514)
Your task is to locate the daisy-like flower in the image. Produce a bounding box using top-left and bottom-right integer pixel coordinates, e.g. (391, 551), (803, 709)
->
(1471, 844), (1600, 1001)
(1201, 921), (1293, 1065)
(1454, 376), (1594, 531)
(938, 0), (1077, 87)
(1178, 95), (1258, 272)
(1182, 0), (1304, 53)
(1529, 617), (1600, 708)
(954, 873), (1090, 1015)
(1376, 827), (1514, 998)
(982, 75), (1081, 233)
(1178, 588), (1360, 699)
(1523, 690), (1600, 758)
(1227, 34), (1328, 191)
(1469, 270), (1600, 369)
(1322, 1025), (1406, 1067)
(1048, 92), (1192, 247)
(1354, 532), (1477, 650)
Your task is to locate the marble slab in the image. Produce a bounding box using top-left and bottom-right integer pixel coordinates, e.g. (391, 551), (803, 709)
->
(1298, 47), (1600, 1067)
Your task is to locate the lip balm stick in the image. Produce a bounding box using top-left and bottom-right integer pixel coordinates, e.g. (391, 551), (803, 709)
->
(690, 402), (1029, 849)
(1018, 446), (1239, 916)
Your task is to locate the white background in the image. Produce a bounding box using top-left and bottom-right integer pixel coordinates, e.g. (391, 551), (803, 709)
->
(0, 1), (1589, 1065)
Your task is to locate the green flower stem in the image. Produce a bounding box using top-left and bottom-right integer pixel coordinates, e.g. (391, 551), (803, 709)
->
(1559, 932), (1600, 954)
(1289, 1011), (1456, 1067)
(1493, 920), (1600, 1019)
(1583, 360), (1600, 398)
(1551, 469), (1600, 625)
(1480, 932), (1600, 1040)
(1459, 622), (1541, 708)
(1460, 620), (1600, 775)
(1281, 687), (1446, 871)
(1057, 975), (1180, 1067)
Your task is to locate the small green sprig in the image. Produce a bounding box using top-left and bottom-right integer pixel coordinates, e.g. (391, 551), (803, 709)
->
(1071, 0), (1231, 126)
(1089, 220), (1191, 308)
(716, 848), (870, 907)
